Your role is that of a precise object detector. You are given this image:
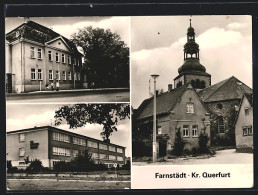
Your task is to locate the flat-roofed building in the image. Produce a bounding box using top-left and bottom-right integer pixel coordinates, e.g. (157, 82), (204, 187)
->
(7, 126), (126, 169)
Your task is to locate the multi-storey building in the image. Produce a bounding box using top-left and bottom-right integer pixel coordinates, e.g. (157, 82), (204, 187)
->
(6, 20), (86, 93)
(7, 126), (126, 169)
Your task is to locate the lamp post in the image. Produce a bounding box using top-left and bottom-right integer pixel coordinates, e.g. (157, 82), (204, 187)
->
(151, 74), (159, 163)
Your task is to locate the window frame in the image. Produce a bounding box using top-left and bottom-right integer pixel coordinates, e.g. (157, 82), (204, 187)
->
(48, 51), (52, 61)
(56, 52), (59, 62)
(61, 53), (65, 64)
(68, 72), (72, 80)
(56, 70), (60, 80)
(37, 48), (42, 59)
(248, 126), (253, 135)
(19, 133), (25, 142)
(31, 68), (36, 80)
(245, 108), (249, 116)
(192, 125), (198, 137)
(243, 126), (248, 136)
(49, 70), (53, 80)
(183, 125), (189, 137)
(38, 69), (43, 80)
(19, 148), (25, 157)
(30, 47), (35, 58)
(218, 116), (225, 134)
(186, 103), (194, 114)
(68, 55), (71, 65)
(62, 71), (66, 80)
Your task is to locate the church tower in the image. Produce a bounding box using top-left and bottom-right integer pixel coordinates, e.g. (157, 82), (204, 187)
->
(174, 19), (211, 89)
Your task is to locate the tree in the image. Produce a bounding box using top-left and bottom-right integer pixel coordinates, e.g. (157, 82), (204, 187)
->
(54, 104), (130, 141)
(198, 132), (210, 154)
(26, 159), (43, 172)
(69, 149), (95, 172)
(71, 26), (129, 88)
(172, 128), (186, 156)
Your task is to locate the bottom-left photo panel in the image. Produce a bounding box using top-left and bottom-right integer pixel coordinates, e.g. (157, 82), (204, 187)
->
(6, 103), (131, 191)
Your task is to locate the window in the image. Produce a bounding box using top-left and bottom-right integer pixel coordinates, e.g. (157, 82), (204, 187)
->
(186, 103), (194, 113)
(30, 47), (35, 58)
(117, 156), (123, 161)
(68, 55), (71, 64)
(38, 69), (42, 80)
(92, 153), (99, 159)
(62, 71), (66, 80)
(56, 52), (59, 62)
(73, 150), (78, 157)
(74, 73), (77, 80)
(68, 72), (72, 80)
(52, 132), (70, 143)
(88, 140), (98, 148)
(183, 125), (189, 137)
(56, 70), (60, 80)
(38, 48), (42, 59)
(248, 126), (253, 135)
(158, 127), (162, 135)
(99, 144), (108, 150)
(49, 70), (53, 80)
(243, 127), (248, 136)
(245, 108), (249, 116)
(99, 154), (108, 160)
(218, 117), (225, 133)
(73, 58), (76, 65)
(62, 54), (65, 63)
(109, 155), (116, 160)
(19, 148), (25, 157)
(53, 147), (70, 156)
(77, 73), (80, 81)
(77, 59), (80, 66)
(73, 137), (86, 146)
(217, 103), (223, 109)
(31, 68), (36, 80)
(192, 125), (198, 137)
(117, 148), (123, 153)
(19, 134), (25, 142)
(48, 51), (52, 61)
(109, 146), (116, 152)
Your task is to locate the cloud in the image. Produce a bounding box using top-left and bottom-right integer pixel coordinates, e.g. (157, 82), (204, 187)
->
(52, 17), (129, 45)
(227, 22), (249, 30)
(131, 25), (252, 108)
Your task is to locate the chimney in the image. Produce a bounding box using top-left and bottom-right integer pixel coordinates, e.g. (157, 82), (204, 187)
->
(168, 84), (173, 92)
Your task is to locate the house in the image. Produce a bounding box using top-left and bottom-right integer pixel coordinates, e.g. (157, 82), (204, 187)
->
(7, 126), (126, 169)
(234, 93), (253, 152)
(198, 76), (253, 146)
(133, 83), (211, 157)
(6, 20), (86, 93)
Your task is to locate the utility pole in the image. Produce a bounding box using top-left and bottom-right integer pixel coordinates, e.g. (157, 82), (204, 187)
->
(151, 74), (159, 163)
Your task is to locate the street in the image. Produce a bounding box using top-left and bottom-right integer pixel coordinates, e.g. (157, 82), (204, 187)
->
(6, 89), (130, 103)
(133, 149), (253, 165)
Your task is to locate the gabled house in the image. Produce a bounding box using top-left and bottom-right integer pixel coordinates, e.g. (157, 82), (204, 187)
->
(6, 20), (86, 93)
(198, 76), (253, 146)
(234, 93), (253, 152)
(133, 83), (211, 157)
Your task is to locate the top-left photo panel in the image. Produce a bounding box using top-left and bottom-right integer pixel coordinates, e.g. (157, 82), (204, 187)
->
(5, 17), (130, 103)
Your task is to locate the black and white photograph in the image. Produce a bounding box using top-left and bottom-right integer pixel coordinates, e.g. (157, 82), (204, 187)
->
(131, 15), (253, 188)
(5, 17), (130, 103)
(6, 103), (131, 190)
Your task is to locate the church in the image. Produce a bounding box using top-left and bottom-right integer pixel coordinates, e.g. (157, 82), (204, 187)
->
(133, 19), (253, 158)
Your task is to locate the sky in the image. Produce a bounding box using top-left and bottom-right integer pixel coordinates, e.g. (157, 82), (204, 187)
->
(131, 15), (252, 108)
(6, 104), (131, 157)
(5, 17), (130, 46)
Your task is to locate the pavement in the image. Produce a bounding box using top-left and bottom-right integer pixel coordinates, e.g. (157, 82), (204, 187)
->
(6, 88), (130, 102)
(132, 149), (253, 165)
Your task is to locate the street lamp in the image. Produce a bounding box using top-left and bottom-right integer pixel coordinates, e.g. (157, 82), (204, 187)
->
(151, 74), (159, 163)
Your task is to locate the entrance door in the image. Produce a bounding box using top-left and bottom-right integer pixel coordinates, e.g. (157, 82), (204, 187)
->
(159, 140), (167, 157)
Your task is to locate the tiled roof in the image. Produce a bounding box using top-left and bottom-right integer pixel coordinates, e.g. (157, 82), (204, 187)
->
(136, 84), (188, 120)
(6, 21), (82, 55)
(198, 76), (252, 102)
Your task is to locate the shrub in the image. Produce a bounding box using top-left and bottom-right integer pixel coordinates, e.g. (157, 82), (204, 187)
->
(53, 161), (70, 172)
(26, 159), (43, 172)
(172, 128), (186, 156)
(191, 147), (198, 156)
(7, 161), (18, 173)
(198, 132), (209, 154)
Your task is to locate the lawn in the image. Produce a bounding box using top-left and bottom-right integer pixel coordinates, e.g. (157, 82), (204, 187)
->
(7, 179), (131, 191)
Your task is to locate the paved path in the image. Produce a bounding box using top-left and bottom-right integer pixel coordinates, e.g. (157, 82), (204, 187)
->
(7, 90), (129, 103)
(133, 149), (253, 165)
